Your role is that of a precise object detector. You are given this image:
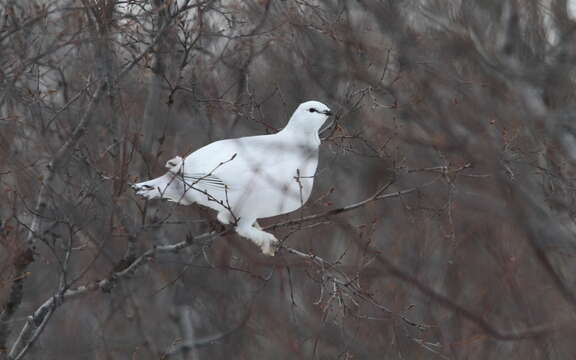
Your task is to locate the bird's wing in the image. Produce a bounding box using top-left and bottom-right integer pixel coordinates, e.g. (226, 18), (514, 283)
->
(182, 173), (228, 190)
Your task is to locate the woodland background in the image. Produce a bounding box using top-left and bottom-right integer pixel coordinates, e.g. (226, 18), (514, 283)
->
(2, 0), (576, 359)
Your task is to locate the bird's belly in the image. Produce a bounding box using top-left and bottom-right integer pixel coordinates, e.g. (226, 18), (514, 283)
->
(222, 163), (316, 218)
(230, 178), (313, 218)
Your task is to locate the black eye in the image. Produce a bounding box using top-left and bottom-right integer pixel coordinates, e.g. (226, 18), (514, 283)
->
(308, 108), (317, 113)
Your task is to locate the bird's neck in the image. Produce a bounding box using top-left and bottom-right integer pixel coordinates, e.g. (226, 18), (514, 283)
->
(279, 117), (322, 146)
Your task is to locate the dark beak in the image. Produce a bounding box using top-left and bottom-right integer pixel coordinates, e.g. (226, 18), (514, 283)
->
(323, 110), (333, 116)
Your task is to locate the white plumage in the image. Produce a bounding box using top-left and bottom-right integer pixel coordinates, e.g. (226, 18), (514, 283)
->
(132, 100), (332, 255)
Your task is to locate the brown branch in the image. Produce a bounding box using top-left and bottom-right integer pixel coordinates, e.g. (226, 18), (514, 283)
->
(6, 185), (416, 358)
(6, 229), (220, 360)
(283, 235), (555, 341)
(266, 182), (418, 231)
(0, 83), (106, 360)
(365, 245), (554, 341)
(3, 3), (214, 355)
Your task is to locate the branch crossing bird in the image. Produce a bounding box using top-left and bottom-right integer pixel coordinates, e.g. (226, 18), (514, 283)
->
(132, 101), (332, 255)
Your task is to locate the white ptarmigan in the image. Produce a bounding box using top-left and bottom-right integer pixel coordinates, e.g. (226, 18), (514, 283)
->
(132, 100), (332, 255)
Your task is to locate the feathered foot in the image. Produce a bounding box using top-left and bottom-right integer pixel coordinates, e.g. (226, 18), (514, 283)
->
(236, 220), (279, 256)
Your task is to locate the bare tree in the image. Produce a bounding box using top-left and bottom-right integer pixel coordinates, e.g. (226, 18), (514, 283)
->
(1, 0), (576, 359)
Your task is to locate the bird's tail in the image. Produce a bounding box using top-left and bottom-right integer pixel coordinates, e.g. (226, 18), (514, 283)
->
(131, 173), (193, 205)
(132, 156), (194, 205)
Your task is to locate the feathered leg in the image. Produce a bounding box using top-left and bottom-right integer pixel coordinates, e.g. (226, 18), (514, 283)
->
(235, 217), (278, 256)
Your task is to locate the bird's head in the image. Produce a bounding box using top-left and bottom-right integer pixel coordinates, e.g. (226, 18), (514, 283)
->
(286, 100), (332, 132)
(281, 100), (333, 139)
(297, 100), (332, 119)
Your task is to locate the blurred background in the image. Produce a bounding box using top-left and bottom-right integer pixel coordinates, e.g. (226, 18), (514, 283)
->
(2, 0), (576, 359)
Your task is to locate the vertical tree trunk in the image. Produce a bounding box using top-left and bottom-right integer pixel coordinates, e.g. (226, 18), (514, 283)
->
(140, 0), (171, 177)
